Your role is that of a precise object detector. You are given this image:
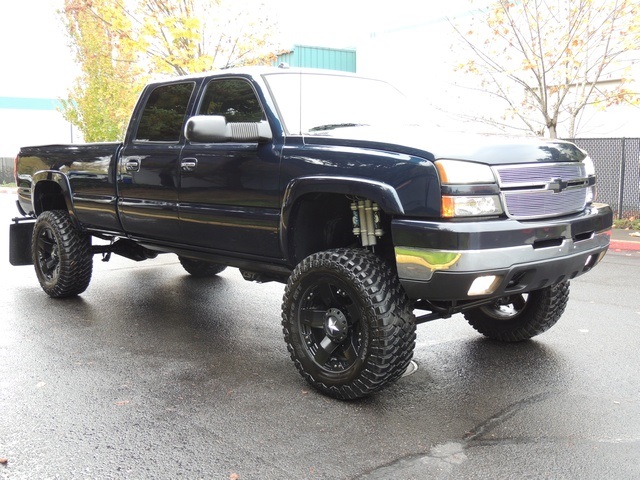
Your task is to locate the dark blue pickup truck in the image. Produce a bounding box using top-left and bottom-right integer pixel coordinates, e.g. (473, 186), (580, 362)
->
(10, 67), (613, 399)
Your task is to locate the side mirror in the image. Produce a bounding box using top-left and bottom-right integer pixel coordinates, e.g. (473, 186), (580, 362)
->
(184, 115), (272, 143)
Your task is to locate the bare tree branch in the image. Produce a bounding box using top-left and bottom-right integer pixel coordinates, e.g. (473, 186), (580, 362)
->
(449, 0), (639, 138)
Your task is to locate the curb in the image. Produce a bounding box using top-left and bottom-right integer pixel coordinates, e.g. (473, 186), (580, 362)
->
(609, 239), (640, 252)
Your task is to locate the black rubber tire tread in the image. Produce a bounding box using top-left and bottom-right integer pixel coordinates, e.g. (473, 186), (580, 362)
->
(178, 256), (227, 277)
(464, 281), (570, 342)
(282, 248), (416, 400)
(32, 210), (93, 298)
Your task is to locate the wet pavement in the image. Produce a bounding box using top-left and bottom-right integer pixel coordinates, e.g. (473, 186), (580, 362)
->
(1, 193), (639, 479)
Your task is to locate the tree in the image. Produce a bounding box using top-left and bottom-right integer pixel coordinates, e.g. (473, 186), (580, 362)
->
(61, 0), (279, 142)
(136, 0), (279, 75)
(452, 0), (640, 138)
(61, 0), (141, 142)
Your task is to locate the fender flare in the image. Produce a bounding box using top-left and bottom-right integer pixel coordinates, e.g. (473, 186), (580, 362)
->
(31, 170), (76, 220)
(280, 175), (405, 263)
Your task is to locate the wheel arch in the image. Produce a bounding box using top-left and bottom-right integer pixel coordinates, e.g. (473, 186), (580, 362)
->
(280, 176), (403, 266)
(31, 171), (76, 220)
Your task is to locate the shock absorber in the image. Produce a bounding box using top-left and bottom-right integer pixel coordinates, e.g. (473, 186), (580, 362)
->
(364, 200), (376, 246)
(358, 200), (370, 246)
(351, 199), (384, 247)
(351, 201), (361, 238)
(373, 203), (383, 238)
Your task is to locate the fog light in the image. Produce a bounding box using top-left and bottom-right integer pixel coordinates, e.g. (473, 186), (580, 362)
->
(591, 250), (607, 267)
(468, 275), (502, 296)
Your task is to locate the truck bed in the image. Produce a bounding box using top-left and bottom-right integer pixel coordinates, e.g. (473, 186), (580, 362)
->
(16, 142), (123, 232)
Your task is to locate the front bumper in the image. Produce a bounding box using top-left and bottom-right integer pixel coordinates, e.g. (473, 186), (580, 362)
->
(392, 204), (613, 301)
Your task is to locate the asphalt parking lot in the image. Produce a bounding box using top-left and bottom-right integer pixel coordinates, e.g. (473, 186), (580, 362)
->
(1, 192), (639, 479)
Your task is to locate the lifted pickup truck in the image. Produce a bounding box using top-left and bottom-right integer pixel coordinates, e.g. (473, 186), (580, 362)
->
(10, 67), (612, 399)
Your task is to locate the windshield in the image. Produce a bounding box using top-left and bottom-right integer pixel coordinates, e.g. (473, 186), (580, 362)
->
(263, 72), (419, 135)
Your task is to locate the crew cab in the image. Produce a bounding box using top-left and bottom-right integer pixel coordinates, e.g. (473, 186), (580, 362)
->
(10, 67), (613, 399)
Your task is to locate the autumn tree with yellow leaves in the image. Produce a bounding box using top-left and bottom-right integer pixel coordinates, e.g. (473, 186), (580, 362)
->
(61, 0), (279, 142)
(61, 0), (140, 142)
(453, 0), (640, 138)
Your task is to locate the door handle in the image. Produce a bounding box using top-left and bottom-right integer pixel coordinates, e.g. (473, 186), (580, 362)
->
(124, 159), (140, 172)
(181, 158), (198, 172)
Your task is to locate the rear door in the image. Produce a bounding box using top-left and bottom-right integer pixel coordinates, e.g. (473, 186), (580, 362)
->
(117, 81), (197, 243)
(178, 76), (282, 257)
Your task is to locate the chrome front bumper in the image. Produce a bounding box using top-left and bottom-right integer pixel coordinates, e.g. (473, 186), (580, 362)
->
(392, 204), (613, 301)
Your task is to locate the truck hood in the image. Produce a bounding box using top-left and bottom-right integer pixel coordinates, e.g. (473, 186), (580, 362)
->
(303, 125), (587, 165)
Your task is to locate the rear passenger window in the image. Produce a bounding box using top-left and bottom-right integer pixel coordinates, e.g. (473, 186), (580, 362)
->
(198, 79), (264, 122)
(136, 82), (195, 142)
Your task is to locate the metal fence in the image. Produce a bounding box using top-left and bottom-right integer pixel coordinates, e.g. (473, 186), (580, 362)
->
(572, 138), (640, 219)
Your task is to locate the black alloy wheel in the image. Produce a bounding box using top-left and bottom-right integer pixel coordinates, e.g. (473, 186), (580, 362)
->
(464, 282), (570, 342)
(32, 210), (93, 298)
(297, 275), (366, 373)
(282, 249), (416, 400)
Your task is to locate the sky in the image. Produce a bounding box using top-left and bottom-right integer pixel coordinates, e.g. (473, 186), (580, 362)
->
(0, 0), (76, 98)
(276, 0), (473, 47)
(0, 0), (474, 100)
(0, 0), (477, 155)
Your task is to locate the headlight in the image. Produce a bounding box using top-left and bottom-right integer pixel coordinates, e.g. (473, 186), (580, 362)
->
(582, 155), (596, 204)
(436, 160), (503, 217)
(442, 195), (503, 217)
(582, 155), (595, 176)
(435, 159), (496, 184)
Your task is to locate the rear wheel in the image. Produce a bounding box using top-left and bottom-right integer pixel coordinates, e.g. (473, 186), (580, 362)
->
(32, 210), (92, 298)
(282, 248), (416, 400)
(178, 256), (227, 277)
(463, 282), (570, 342)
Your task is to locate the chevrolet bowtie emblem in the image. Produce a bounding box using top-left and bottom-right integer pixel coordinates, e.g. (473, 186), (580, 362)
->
(547, 177), (568, 193)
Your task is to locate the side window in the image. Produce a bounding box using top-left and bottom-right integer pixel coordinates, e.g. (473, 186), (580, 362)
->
(136, 82), (195, 142)
(198, 79), (264, 122)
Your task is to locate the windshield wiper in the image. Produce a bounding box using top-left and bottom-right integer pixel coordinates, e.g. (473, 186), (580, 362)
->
(308, 123), (369, 132)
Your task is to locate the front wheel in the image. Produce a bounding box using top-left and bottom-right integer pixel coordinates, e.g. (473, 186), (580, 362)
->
(32, 210), (93, 298)
(282, 249), (416, 400)
(463, 282), (570, 342)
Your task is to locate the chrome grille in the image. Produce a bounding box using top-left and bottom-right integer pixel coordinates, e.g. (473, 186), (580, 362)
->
(502, 189), (588, 219)
(495, 163), (586, 187)
(493, 162), (589, 220)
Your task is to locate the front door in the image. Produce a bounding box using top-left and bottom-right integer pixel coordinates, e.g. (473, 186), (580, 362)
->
(178, 77), (282, 257)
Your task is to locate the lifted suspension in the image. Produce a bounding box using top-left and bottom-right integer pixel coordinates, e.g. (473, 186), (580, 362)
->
(413, 297), (503, 325)
(351, 199), (383, 247)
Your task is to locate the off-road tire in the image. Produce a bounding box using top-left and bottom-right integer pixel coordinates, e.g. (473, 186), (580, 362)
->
(282, 248), (416, 400)
(179, 256), (227, 277)
(32, 210), (93, 298)
(463, 282), (570, 342)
